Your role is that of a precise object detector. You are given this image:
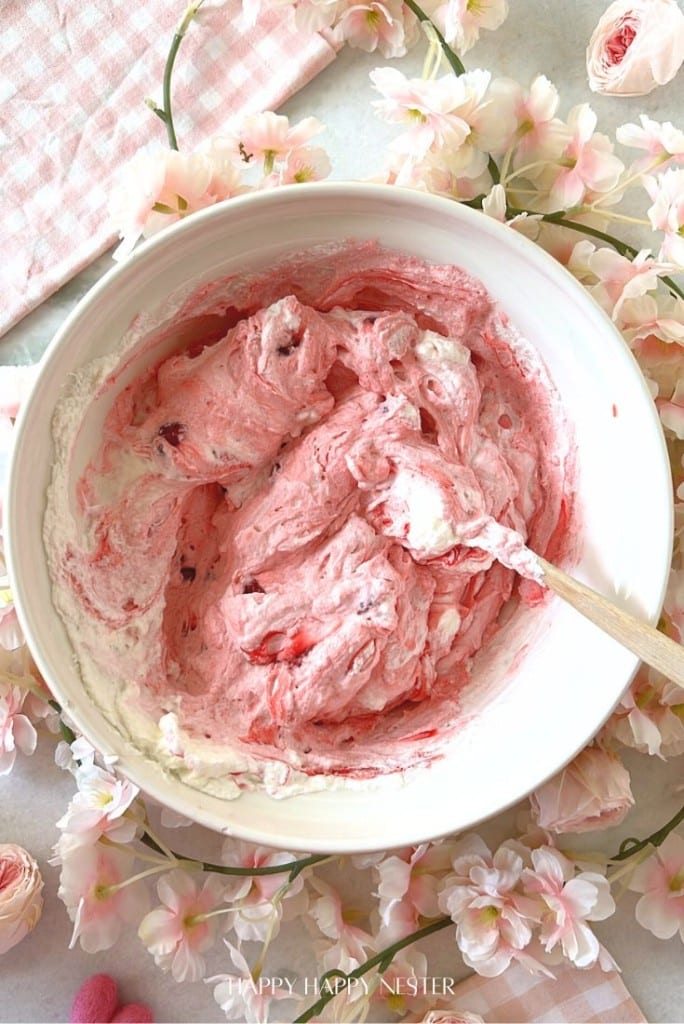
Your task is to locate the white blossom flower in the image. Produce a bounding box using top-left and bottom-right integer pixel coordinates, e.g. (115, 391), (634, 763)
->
(56, 763), (140, 845)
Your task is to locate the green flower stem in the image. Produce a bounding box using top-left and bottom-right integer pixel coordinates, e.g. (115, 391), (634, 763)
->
(463, 196), (684, 303)
(404, 0), (500, 185)
(403, 0), (466, 76)
(138, 831), (329, 880)
(611, 802), (684, 862)
(294, 916), (453, 1023)
(48, 699), (77, 746)
(531, 209), (684, 304)
(161, 1), (205, 150)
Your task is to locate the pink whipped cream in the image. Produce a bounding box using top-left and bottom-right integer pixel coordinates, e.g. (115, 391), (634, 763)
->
(45, 242), (575, 797)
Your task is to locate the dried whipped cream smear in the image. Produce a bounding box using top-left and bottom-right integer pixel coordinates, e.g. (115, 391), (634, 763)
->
(45, 242), (575, 799)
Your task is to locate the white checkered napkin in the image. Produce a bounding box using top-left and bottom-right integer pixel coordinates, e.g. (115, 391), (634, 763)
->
(1, 1), (338, 339)
(446, 960), (647, 1023)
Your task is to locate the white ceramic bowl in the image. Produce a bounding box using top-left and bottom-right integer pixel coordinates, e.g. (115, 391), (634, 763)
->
(6, 183), (672, 852)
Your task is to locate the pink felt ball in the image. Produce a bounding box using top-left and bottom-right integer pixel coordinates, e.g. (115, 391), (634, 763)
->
(70, 974), (118, 1024)
(111, 1004), (154, 1023)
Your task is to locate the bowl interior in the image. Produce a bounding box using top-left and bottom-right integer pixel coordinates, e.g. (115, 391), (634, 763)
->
(6, 183), (672, 852)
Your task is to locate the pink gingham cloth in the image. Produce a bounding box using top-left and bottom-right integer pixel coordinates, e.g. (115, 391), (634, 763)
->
(445, 961), (647, 1023)
(1, 0), (337, 339)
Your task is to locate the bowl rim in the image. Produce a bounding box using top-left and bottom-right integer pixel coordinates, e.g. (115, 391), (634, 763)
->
(6, 181), (674, 852)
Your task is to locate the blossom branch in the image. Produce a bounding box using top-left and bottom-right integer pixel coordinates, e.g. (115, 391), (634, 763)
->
(402, 0), (466, 76)
(138, 830), (329, 880)
(465, 197), (684, 303)
(611, 802), (684, 862)
(154, 0), (206, 150)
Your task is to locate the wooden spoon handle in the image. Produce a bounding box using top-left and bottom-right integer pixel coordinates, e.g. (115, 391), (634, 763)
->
(537, 557), (684, 687)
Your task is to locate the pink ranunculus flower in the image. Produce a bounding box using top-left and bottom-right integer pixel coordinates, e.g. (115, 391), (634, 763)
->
(421, 1012), (484, 1024)
(0, 844), (44, 954)
(586, 0), (684, 96)
(628, 833), (684, 940)
(529, 745), (634, 834)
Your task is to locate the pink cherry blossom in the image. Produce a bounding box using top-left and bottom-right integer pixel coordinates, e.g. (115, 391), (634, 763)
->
(209, 941), (293, 1023)
(617, 114), (684, 173)
(489, 73), (565, 163)
(138, 869), (227, 982)
(618, 294), (684, 347)
(660, 378), (684, 438)
(0, 587), (21, 652)
(504, 74), (566, 164)
(58, 843), (149, 953)
(375, 842), (453, 943)
(521, 847), (614, 967)
(288, 0), (346, 34)
(0, 684), (37, 775)
(271, 146), (332, 186)
(236, 112), (325, 171)
(110, 146), (244, 259)
(371, 948), (430, 1019)
(645, 168), (684, 266)
(309, 874), (375, 972)
(433, 0), (509, 54)
(567, 240), (667, 320)
(438, 835), (542, 977)
(56, 763), (140, 846)
(586, 0), (684, 96)
(628, 833), (684, 940)
(332, 1), (412, 58)
(548, 104), (624, 208)
(370, 67), (473, 159)
(529, 745), (634, 834)
(605, 664), (684, 758)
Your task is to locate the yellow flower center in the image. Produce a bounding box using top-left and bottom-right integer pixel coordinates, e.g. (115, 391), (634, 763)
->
(480, 905), (500, 924)
(669, 868), (684, 892)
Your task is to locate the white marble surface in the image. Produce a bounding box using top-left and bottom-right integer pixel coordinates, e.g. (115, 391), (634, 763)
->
(3, 4), (684, 1022)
